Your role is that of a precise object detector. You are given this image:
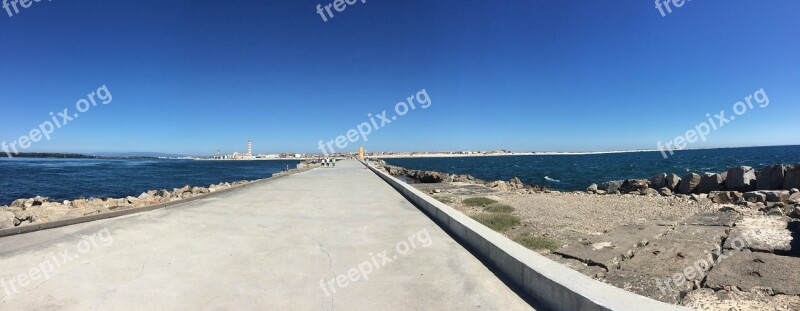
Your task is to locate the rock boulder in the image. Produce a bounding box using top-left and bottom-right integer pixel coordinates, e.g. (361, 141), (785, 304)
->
(760, 190), (791, 203)
(678, 173), (702, 194)
(649, 173), (667, 190)
(757, 164), (785, 190)
(0, 211), (17, 229)
(509, 177), (524, 189)
(725, 166), (756, 192)
(620, 179), (649, 194)
(697, 173), (726, 193)
(710, 191), (736, 204)
(665, 173), (681, 190)
(599, 180), (624, 194)
(784, 164), (800, 190)
(744, 191), (767, 203)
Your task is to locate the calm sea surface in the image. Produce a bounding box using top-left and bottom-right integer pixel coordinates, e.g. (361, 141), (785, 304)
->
(383, 145), (800, 191)
(0, 158), (299, 205)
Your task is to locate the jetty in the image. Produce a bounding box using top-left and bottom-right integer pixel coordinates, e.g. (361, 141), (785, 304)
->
(0, 160), (532, 310)
(0, 160), (689, 310)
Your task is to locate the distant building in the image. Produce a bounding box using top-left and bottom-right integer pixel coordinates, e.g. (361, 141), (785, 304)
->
(216, 139), (256, 160)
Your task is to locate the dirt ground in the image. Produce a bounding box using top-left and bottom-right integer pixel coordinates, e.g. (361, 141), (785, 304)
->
(411, 182), (800, 311)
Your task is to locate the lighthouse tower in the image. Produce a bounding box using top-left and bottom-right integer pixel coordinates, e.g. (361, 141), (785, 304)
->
(247, 138), (253, 157)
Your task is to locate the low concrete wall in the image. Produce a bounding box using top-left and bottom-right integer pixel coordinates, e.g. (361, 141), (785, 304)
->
(0, 167), (312, 238)
(365, 162), (689, 311)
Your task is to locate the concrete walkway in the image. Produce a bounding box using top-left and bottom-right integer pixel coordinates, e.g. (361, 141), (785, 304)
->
(0, 160), (533, 311)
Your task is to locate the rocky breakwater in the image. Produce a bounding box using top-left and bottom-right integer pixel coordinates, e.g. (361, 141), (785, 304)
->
(0, 181), (253, 230)
(587, 163), (800, 219)
(377, 160), (548, 194)
(0, 161), (321, 231)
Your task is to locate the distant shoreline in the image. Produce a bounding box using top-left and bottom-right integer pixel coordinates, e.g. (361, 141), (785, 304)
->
(192, 157), (311, 161)
(372, 150), (661, 159)
(372, 145), (800, 159)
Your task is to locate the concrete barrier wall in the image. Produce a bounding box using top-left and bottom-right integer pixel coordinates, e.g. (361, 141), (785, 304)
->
(364, 162), (689, 311)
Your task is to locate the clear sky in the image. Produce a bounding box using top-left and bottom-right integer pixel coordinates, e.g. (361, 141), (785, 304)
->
(1, 0), (798, 155)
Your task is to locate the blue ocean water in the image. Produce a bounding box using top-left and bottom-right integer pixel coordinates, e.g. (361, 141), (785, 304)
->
(0, 158), (300, 205)
(383, 146), (800, 191)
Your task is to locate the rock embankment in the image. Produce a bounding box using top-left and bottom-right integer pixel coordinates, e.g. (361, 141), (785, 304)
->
(378, 161), (548, 193)
(587, 164), (800, 219)
(0, 163), (318, 231)
(0, 181), (249, 230)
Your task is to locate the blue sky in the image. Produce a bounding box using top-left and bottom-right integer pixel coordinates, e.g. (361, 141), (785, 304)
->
(1, 0), (798, 155)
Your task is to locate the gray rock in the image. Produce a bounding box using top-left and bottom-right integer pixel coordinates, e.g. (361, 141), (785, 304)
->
(744, 191), (767, 203)
(725, 166), (756, 192)
(790, 206), (800, 219)
(678, 173), (701, 194)
(509, 177), (524, 189)
(413, 171), (444, 183)
(690, 193), (710, 204)
(649, 173), (667, 189)
(0, 211), (17, 229)
(598, 180), (624, 193)
(9, 198), (28, 208)
(191, 186), (210, 194)
(757, 164), (785, 190)
(784, 164), (800, 190)
(710, 191), (736, 204)
(586, 183), (598, 192)
(31, 196), (49, 206)
(697, 173), (726, 193)
(488, 180), (508, 191)
(665, 174), (681, 190)
(658, 187), (673, 196)
(706, 251), (800, 295)
(620, 179), (649, 194)
(760, 190), (791, 203)
(640, 188), (659, 196)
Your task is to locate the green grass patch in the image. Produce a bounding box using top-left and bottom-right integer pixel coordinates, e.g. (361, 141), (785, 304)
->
(483, 203), (515, 213)
(513, 234), (561, 252)
(462, 197), (498, 207)
(471, 213), (520, 232)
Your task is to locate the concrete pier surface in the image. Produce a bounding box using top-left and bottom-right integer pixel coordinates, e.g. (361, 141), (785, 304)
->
(0, 160), (533, 310)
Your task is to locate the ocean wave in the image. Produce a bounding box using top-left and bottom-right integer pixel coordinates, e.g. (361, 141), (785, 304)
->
(544, 176), (560, 183)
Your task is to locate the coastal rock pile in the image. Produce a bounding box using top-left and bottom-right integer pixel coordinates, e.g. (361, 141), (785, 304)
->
(378, 162), (548, 194)
(0, 161), (322, 231)
(587, 164), (800, 219)
(0, 181), (250, 230)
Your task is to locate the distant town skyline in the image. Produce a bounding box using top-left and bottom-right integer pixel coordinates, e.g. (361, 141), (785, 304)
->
(2, 1), (798, 155)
